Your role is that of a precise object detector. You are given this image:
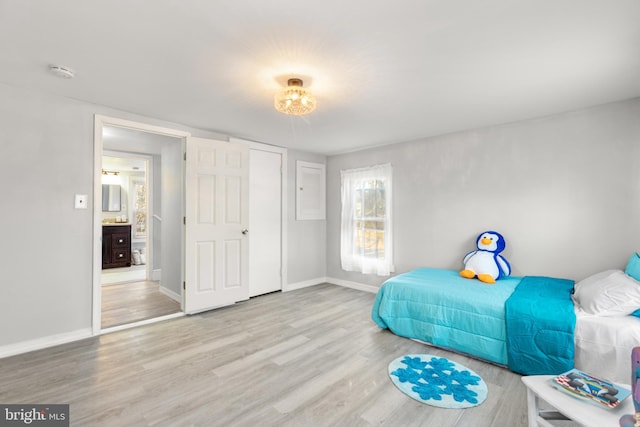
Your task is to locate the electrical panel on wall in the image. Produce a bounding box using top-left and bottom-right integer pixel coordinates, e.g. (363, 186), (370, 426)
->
(296, 161), (326, 220)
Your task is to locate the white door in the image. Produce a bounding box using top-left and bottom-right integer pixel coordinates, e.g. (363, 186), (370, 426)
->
(184, 137), (249, 314)
(249, 149), (282, 297)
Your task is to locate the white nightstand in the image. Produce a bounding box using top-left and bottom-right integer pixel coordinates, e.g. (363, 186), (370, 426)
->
(522, 375), (634, 427)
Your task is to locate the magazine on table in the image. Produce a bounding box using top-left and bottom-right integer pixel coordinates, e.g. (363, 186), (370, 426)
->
(551, 368), (631, 409)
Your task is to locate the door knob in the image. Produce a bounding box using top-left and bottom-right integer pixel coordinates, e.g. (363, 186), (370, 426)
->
(242, 229), (249, 235)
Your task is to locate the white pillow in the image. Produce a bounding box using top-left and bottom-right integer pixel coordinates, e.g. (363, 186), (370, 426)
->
(572, 269), (640, 316)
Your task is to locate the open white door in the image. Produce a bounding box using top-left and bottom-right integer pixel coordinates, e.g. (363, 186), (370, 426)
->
(184, 137), (249, 314)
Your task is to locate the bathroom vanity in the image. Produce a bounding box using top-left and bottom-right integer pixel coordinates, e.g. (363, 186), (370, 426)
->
(102, 224), (132, 269)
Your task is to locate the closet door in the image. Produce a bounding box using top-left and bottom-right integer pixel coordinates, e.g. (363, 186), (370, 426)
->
(249, 148), (283, 297)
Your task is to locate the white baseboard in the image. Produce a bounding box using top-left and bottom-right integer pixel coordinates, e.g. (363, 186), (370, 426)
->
(159, 286), (181, 303)
(0, 328), (93, 359)
(326, 277), (379, 293)
(284, 277), (328, 292)
(284, 276), (380, 294)
(150, 269), (161, 281)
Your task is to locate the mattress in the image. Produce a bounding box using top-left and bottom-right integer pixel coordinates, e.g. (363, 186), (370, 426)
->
(371, 268), (522, 365)
(372, 268), (640, 383)
(574, 308), (640, 384)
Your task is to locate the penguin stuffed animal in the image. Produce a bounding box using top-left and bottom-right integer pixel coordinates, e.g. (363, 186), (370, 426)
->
(460, 231), (511, 284)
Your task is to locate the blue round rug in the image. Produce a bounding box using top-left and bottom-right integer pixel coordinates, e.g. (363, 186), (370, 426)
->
(388, 354), (488, 408)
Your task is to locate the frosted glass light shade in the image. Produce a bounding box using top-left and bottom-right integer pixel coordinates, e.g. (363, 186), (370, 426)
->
(274, 78), (316, 115)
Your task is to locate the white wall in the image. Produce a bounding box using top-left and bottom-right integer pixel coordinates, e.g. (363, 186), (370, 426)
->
(0, 83), (326, 349)
(326, 98), (640, 287)
(287, 150), (327, 284)
(152, 155), (162, 273)
(3, 78), (636, 350)
(160, 140), (183, 296)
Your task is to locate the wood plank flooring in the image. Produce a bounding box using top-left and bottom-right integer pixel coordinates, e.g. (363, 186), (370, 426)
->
(101, 281), (181, 329)
(1, 284), (549, 426)
(101, 265), (147, 286)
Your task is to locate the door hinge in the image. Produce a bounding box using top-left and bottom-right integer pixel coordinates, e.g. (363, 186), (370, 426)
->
(183, 216), (186, 225)
(183, 281), (186, 290)
(184, 152), (187, 161)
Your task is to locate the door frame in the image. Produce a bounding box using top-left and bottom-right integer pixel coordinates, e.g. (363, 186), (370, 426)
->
(230, 138), (288, 293)
(92, 115), (191, 336)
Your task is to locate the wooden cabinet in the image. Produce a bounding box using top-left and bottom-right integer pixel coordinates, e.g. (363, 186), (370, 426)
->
(102, 225), (131, 269)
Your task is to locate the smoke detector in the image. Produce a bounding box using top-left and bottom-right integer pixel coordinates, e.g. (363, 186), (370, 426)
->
(49, 65), (75, 79)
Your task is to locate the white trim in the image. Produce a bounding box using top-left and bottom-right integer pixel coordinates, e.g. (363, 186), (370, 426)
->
(95, 115), (192, 138)
(0, 328), (92, 359)
(128, 160), (152, 280)
(159, 286), (181, 303)
(284, 277), (381, 294)
(281, 153), (288, 290)
(229, 137), (284, 153)
(100, 312), (185, 335)
(284, 277), (328, 292)
(326, 277), (379, 294)
(93, 115), (191, 336)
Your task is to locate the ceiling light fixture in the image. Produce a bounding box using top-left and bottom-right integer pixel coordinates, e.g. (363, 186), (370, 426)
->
(101, 169), (121, 185)
(274, 78), (316, 115)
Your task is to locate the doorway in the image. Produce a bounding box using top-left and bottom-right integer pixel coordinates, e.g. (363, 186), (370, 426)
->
(93, 119), (289, 334)
(100, 150), (181, 328)
(93, 116), (190, 335)
(101, 152), (149, 286)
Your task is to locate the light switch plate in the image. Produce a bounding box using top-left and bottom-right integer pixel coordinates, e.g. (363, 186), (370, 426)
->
(75, 194), (88, 209)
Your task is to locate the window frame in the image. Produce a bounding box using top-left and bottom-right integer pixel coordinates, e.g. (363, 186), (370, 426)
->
(340, 163), (393, 276)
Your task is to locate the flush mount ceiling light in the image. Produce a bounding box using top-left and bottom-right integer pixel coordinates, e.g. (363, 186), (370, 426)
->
(48, 65), (75, 79)
(274, 78), (316, 115)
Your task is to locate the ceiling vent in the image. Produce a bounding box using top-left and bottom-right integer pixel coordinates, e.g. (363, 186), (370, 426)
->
(48, 65), (75, 79)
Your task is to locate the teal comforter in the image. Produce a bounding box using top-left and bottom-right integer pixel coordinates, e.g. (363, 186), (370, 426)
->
(371, 268), (576, 374)
(371, 268), (521, 365)
(505, 275), (576, 375)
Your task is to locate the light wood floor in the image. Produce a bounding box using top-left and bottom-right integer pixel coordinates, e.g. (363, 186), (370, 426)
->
(101, 280), (181, 329)
(2, 284), (548, 426)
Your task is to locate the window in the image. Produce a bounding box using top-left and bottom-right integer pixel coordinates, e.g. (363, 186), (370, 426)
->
(340, 163), (393, 276)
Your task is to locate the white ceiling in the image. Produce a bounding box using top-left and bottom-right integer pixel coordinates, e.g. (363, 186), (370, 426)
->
(1, 1), (639, 155)
(102, 155), (146, 174)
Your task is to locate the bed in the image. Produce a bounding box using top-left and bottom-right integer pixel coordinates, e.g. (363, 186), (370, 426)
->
(371, 267), (640, 384)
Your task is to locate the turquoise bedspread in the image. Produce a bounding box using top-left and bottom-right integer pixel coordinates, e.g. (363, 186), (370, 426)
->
(371, 268), (521, 365)
(372, 268), (576, 374)
(505, 275), (576, 375)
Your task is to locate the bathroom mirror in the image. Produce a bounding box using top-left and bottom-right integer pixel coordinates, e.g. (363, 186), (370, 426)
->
(102, 184), (122, 212)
